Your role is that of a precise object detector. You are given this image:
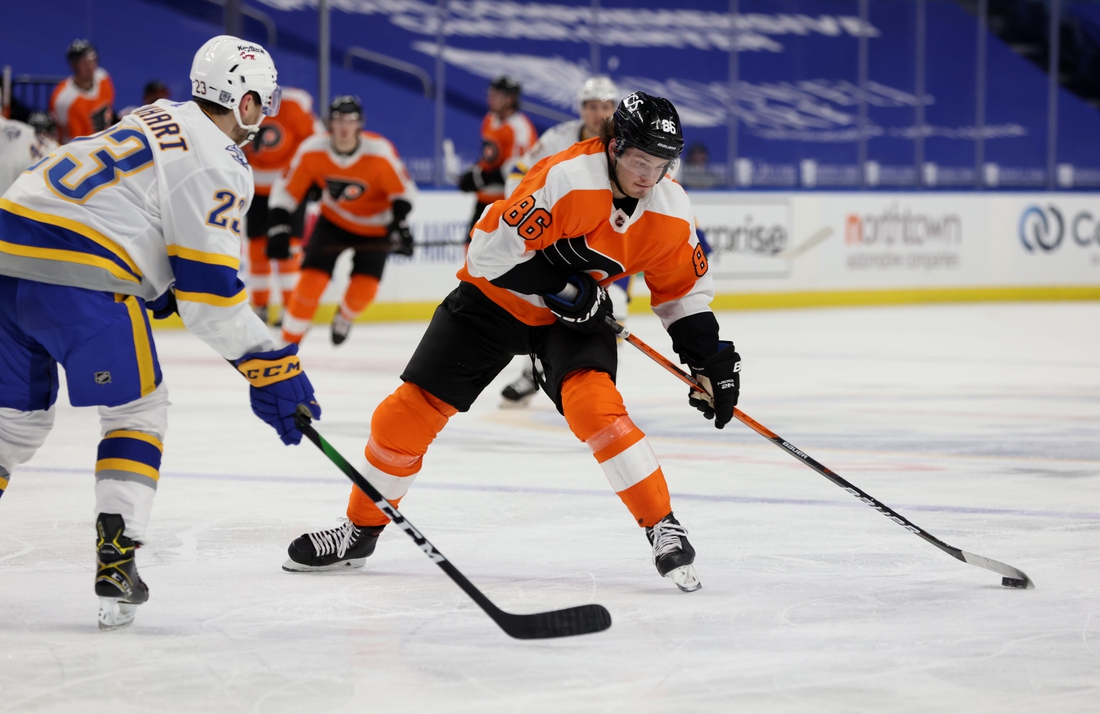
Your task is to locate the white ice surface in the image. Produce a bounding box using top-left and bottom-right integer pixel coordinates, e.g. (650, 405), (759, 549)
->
(1, 303), (1098, 713)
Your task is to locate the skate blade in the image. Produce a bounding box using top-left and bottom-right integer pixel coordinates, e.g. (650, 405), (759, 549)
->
(281, 557), (366, 572)
(665, 564), (702, 593)
(98, 597), (138, 631)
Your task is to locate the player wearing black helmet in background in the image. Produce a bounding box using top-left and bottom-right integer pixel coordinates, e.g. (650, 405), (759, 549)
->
(284, 92), (741, 594)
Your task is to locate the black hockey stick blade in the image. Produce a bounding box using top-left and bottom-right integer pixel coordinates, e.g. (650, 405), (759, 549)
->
(608, 320), (1034, 590)
(293, 405), (612, 638)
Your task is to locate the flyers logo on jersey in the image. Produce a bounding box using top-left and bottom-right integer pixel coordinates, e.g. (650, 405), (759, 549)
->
(480, 139), (500, 164)
(326, 178), (367, 202)
(251, 125), (283, 151)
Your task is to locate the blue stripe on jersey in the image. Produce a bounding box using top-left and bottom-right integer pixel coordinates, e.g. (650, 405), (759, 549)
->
(169, 254), (247, 300)
(0, 208), (141, 281)
(96, 436), (163, 471)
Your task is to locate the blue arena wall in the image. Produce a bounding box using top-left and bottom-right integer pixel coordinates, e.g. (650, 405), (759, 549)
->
(5, 0), (1100, 190)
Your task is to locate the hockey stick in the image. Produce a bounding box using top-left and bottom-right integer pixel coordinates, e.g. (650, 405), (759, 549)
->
(292, 405), (613, 639)
(608, 320), (1034, 590)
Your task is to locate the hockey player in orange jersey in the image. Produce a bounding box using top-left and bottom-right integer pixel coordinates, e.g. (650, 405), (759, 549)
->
(284, 93), (743, 593)
(457, 76), (537, 238)
(269, 95), (418, 345)
(244, 87), (323, 325)
(49, 40), (115, 144)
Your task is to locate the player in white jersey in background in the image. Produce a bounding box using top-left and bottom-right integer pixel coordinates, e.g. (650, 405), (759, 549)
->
(0, 36), (321, 630)
(0, 115), (58, 196)
(499, 77), (620, 407)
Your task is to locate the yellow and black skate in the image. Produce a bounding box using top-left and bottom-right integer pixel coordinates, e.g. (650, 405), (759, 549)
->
(95, 513), (149, 631)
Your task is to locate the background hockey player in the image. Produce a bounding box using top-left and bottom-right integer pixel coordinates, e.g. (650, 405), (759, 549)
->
(244, 87), (323, 326)
(457, 76), (536, 239)
(0, 114), (58, 195)
(499, 76), (619, 408)
(0, 36), (321, 630)
(49, 39), (115, 144)
(284, 92), (741, 594)
(270, 95), (418, 346)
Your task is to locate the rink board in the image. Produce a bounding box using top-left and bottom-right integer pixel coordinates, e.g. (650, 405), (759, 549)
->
(215, 190), (1100, 327)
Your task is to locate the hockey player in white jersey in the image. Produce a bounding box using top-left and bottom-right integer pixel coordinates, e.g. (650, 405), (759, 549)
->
(0, 115), (58, 196)
(0, 36), (321, 630)
(499, 76), (620, 407)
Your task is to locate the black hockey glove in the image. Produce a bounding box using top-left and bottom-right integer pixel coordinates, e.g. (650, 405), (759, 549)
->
(687, 342), (741, 429)
(265, 207), (293, 260)
(387, 220), (414, 256)
(146, 288), (178, 320)
(457, 167), (480, 193)
(542, 272), (612, 334)
(387, 199), (414, 256)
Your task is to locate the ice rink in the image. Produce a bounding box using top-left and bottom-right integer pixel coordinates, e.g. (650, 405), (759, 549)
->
(2, 302), (1098, 713)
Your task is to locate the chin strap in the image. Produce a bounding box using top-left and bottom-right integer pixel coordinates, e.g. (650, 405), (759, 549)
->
(233, 104), (262, 147)
(606, 153), (632, 197)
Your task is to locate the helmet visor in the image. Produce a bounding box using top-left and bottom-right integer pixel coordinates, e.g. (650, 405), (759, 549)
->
(262, 85), (282, 117)
(617, 147), (679, 183)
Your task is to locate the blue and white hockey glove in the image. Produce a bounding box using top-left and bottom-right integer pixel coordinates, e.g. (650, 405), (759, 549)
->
(687, 342), (740, 429)
(233, 344), (321, 445)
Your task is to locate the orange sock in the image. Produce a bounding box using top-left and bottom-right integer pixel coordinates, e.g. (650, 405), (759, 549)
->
(347, 383), (458, 527)
(281, 268), (329, 343)
(340, 274), (380, 319)
(248, 237), (271, 307)
(562, 370), (671, 527)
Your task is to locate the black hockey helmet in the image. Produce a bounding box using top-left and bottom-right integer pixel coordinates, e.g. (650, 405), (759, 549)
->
(611, 91), (684, 162)
(489, 76), (521, 97)
(329, 94), (363, 119)
(66, 39), (97, 63)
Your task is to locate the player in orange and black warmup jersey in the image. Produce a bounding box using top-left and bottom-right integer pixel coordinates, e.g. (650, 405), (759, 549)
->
(284, 93), (742, 594)
(457, 76), (536, 239)
(268, 95), (418, 346)
(49, 40), (115, 144)
(244, 87), (323, 325)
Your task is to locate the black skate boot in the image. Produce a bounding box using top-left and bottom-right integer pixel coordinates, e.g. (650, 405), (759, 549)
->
(500, 365), (540, 408)
(331, 312), (353, 345)
(253, 304), (270, 325)
(283, 519), (384, 572)
(95, 513), (149, 630)
(645, 513), (701, 592)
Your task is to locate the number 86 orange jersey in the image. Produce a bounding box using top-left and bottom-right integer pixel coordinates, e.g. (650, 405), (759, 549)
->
(458, 137), (712, 329)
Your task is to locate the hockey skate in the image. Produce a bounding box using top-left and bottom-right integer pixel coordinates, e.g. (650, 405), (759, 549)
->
(500, 365), (540, 408)
(331, 312), (353, 345)
(95, 513), (149, 631)
(283, 519), (384, 572)
(253, 304), (270, 325)
(646, 513), (701, 592)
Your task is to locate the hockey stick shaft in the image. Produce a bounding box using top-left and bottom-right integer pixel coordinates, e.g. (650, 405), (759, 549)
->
(609, 321), (1033, 589)
(292, 406), (613, 638)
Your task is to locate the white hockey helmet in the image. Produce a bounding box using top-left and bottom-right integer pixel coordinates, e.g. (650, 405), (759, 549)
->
(190, 35), (281, 141)
(577, 76), (618, 112)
